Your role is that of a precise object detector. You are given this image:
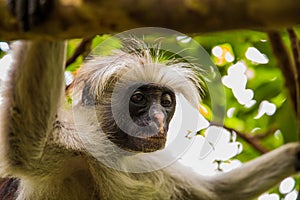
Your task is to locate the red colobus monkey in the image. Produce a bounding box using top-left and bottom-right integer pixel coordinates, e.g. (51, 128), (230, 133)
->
(0, 0), (299, 199)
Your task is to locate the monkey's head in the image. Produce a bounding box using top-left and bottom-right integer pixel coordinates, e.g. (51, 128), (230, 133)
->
(76, 40), (202, 153)
(84, 80), (177, 153)
(121, 83), (176, 152)
(80, 82), (176, 153)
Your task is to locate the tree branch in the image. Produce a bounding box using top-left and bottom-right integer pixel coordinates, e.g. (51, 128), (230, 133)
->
(223, 125), (269, 154)
(252, 126), (278, 140)
(210, 122), (269, 154)
(287, 29), (300, 74)
(287, 28), (300, 141)
(65, 37), (94, 67)
(0, 0), (300, 40)
(267, 31), (297, 110)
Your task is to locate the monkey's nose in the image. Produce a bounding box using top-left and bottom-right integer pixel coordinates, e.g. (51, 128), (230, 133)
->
(153, 112), (165, 133)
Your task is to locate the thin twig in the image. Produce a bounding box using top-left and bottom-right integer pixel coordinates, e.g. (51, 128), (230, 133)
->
(65, 37), (94, 92)
(65, 37), (94, 68)
(252, 126), (278, 139)
(287, 29), (300, 73)
(286, 27), (300, 200)
(224, 126), (269, 154)
(210, 122), (269, 154)
(267, 31), (297, 110)
(287, 28), (300, 141)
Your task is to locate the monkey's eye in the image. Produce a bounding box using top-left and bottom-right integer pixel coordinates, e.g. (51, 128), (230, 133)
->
(130, 92), (146, 105)
(161, 93), (173, 107)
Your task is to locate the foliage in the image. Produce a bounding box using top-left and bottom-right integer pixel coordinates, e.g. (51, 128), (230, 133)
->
(195, 29), (298, 153)
(195, 29), (300, 198)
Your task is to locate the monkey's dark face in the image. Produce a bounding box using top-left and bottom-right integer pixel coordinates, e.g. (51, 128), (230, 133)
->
(108, 84), (176, 153)
(127, 84), (175, 152)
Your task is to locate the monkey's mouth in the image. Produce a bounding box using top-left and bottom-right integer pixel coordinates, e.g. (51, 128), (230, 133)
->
(124, 120), (169, 152)
(109, 118), (169, 153)
(125, 130), (168, 153)
(107, 122), (169, 153)
(131, 136), (167, 152)
(147, 131), (166, 140)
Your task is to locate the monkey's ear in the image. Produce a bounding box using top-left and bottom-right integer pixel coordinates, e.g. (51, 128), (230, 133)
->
(82, 83), (95, 106)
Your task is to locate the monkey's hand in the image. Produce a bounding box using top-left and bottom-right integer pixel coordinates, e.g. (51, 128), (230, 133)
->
(170, 143), (300, 199)
(211, 143), (300, 199)
(7, 0), (54, 31)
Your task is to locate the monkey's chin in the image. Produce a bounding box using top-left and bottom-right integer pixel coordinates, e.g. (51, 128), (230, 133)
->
(126, 133), (167, 153)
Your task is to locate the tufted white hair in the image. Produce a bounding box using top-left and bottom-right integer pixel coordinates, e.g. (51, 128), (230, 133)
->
(74, 38), (203, 109)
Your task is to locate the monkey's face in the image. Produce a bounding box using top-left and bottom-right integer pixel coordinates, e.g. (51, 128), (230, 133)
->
(108, 84), (176, 153)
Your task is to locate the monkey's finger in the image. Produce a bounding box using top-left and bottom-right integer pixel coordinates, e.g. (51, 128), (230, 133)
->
(6, 0), (54, 31)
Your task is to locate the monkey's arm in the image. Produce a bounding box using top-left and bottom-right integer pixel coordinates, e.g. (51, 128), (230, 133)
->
(0, 41), (66, 176)
(174, 143), (300, 199)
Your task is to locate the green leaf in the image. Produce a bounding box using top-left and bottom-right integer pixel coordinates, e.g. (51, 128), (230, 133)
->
(274, 99), (298, 143)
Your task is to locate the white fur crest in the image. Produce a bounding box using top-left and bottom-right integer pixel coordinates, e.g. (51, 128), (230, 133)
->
(75, 40), (202, 109)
